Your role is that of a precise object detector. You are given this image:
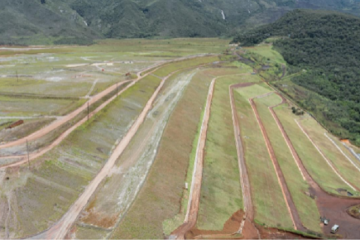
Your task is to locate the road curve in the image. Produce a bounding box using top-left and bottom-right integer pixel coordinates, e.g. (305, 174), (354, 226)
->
(171, 78), (215, 240)
(44, 70), (178, 239)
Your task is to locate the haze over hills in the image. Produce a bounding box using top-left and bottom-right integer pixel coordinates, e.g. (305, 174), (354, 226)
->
(2, 0), (360, 45)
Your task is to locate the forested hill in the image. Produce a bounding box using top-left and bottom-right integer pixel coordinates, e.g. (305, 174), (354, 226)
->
(3, 0), (360, 45)
(233, 9), (360, 145)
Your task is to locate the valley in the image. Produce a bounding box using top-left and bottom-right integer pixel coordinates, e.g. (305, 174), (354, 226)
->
(0, 37), (360, 239)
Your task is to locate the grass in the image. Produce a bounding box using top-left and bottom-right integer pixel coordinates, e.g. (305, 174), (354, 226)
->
(274, 105), (352, 195)
(0, 95), (86, 117)
(197, 75), (247, 231)
(254, 94), (321, 233)
(245, 44), (286, 65)
(300, 117), (360, 194)
(110, 69), (213, 239)
(234, 84), (293, 229)
(78, 69), (198, 231)
(0, 118), (55, 142)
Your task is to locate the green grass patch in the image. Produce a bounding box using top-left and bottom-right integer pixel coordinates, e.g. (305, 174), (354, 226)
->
(197, 76), (246, 230)
(274, 105), (351, 195)
(234, 84), (293, 229)
(255, 95), (321, 232)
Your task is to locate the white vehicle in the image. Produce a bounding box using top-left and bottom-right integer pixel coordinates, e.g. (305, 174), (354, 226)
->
(331, 224), (339, 234)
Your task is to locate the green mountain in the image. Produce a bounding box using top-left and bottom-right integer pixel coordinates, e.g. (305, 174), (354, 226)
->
(233, 9), (360, 145)
(2, 0), (360, 44)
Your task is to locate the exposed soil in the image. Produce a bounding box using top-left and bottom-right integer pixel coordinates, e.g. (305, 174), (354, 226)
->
(270, 93), (360, 239)
(186, 210), (244, 239)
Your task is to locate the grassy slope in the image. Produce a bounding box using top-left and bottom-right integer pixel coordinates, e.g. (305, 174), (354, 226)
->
(274, 105), (352, 195)
(110, 70), (212, 239)
(234, 84), (293, 229)
(300, 117), (360, 193)
(196, 74), (250, 230)
(255, 95), (321, 232)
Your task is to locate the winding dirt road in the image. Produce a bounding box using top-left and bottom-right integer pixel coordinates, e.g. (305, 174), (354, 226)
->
(269, 94), (360, 238)
(171, 79), (215, 240)
(42, 70), (177, 240)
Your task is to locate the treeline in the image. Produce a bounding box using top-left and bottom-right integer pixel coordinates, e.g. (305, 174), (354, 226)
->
(233, 9), (360, 145)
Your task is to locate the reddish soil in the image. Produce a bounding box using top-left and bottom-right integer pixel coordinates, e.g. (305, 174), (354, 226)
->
(270, 93), (360, 239)
(249, 95), (305, 231)
(186, 210), (244, 239)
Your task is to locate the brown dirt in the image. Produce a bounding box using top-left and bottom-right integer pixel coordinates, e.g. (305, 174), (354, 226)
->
(186, 210), (244, 239)
(270, 93), (360, 239)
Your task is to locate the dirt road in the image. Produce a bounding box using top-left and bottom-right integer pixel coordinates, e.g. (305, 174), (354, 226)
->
(0, 54), (214, 151)
(0, 80), (129, 150)
(42, 70), (177, 240)
(171, 79), (215, 240)
(229, 82), (260, 239)
(249, 96), (305, 231)
(269, 95), (360, 238)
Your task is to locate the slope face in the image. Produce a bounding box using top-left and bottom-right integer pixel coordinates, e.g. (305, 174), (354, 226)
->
(0, 0), (100, 45)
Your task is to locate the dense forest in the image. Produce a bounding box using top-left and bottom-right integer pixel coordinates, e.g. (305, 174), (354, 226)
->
(3, 0), (360, 44)
(233, 9), (360, 145)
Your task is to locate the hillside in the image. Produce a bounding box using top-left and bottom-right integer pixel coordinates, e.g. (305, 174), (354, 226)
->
(3, 0), (360, 44)
(233, 9), (360, 145)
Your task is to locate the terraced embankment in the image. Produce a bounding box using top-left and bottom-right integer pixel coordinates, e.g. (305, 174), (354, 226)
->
(0, 73), (162, 238)
(270, 96), (360, 238)
(108, 70), (214, 239)
(234, 84), (293, 229)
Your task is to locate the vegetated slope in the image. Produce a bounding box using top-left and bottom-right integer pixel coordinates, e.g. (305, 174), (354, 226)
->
(233, 9), (360, 145)
(3, 0), (360, 44)
(0, 0), (100, 45)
